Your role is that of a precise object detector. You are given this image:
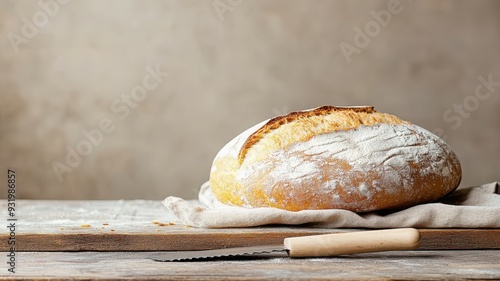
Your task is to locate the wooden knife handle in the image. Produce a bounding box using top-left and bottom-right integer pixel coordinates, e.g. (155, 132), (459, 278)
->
(284, 228), (421, 258)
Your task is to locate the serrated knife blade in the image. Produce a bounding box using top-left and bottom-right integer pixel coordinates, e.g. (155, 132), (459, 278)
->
(150, 228), (421, 262)
(150, 245), (288, 261)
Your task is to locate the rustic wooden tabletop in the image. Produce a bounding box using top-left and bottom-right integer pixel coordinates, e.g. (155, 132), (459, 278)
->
(1, 200), (499, 280)
(4, 250), (500, 280)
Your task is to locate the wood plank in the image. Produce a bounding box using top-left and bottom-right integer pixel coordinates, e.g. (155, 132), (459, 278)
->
(8, 228), (500, 252)
(1, 250), (499, 280)
(1, 200), (499, 251)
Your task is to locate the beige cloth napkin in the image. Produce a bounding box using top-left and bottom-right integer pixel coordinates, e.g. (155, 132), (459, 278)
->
(163, 181), (500, 228)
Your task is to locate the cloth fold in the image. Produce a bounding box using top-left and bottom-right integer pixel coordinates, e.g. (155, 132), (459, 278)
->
(163, 181), (500, 228)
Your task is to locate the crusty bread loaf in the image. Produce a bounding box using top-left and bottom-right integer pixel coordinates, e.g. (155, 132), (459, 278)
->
(209, 106), (462, 212)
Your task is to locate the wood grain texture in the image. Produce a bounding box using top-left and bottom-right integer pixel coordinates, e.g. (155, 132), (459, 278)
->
(1, 250), (499, 280)
(283, 228), (421, 257)
(0, 200), (499, 251)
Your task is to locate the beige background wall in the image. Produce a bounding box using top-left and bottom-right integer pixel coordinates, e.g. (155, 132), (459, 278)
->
(1, 0), (499, 200)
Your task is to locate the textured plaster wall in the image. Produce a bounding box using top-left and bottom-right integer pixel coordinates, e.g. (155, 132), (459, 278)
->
(1, 0), (499, 200)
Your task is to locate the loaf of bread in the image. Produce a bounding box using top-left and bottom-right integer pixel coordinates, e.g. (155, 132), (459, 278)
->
(209, 106), (462, 212)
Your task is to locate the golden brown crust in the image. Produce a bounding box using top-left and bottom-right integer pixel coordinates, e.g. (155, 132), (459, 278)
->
(238, 106), (377, 164)
(210, 105), (462, 212)
(238, 106), (404, 165)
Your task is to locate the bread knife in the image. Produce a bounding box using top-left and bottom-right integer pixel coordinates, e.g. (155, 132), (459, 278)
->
(150, 228), (421, 262)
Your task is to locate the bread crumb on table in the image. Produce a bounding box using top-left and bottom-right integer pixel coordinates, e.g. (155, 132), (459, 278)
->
(80, 224), (91, 228)
(59, 227), (64, 230)
(152, 220), (175, 226)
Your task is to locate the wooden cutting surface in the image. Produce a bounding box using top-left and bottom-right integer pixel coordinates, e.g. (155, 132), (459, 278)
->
(0, 200), (499, 251)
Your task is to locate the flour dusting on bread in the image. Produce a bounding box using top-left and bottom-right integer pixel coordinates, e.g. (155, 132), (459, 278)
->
(210, 106), (462, 212)
(239, 106), (406, 166)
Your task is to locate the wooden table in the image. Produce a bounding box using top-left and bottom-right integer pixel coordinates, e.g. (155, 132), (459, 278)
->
(1, 200), (499, 280)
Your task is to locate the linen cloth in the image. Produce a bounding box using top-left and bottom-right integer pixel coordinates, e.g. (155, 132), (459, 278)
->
(163, 181), (500, 228)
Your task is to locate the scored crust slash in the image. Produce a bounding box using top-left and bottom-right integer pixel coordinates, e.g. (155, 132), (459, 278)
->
(209, 105), (462, 212)
(238, 106), (385, 164)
